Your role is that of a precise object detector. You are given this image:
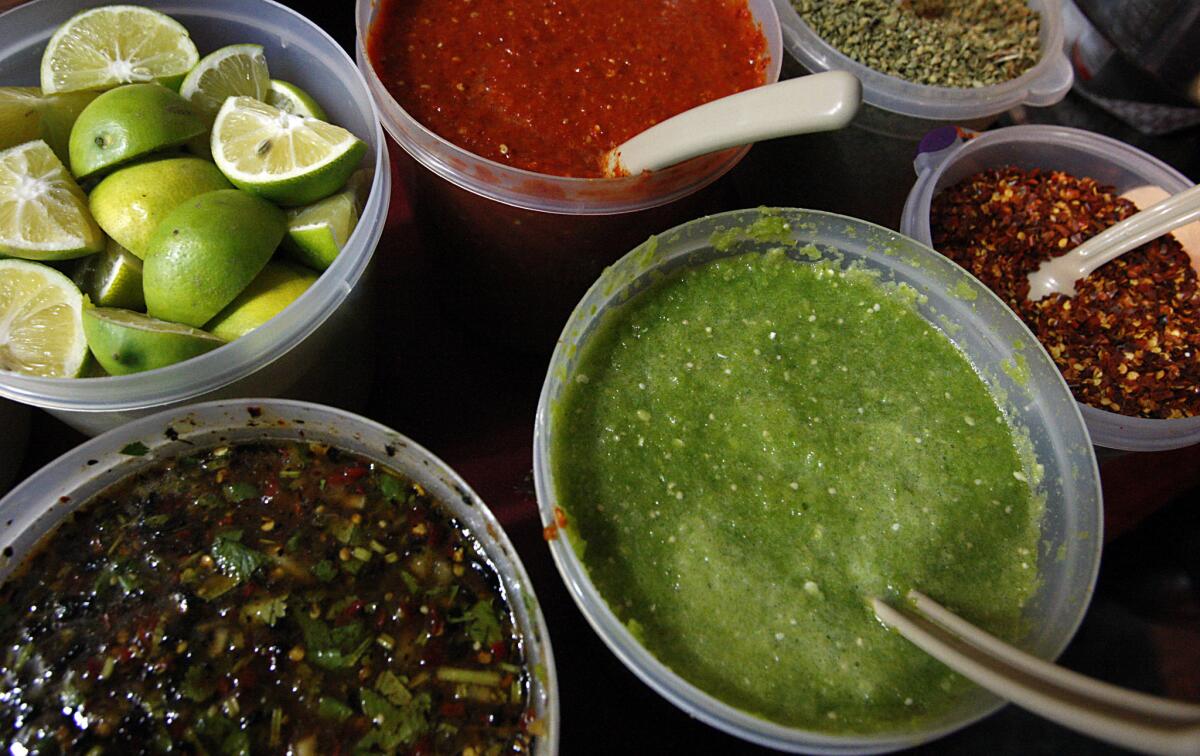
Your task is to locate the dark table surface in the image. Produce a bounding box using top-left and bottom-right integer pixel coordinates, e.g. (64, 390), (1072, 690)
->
(4, 1), (1200, 754)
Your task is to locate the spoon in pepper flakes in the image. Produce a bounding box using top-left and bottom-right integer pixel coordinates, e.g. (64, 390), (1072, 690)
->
(873, 590), (1200, 755)
(601, 70), (861, 177)
(1026, 182), (1200, 301)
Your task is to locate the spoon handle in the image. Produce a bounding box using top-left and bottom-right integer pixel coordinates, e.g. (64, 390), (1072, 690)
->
(1027, 183), (1200, 301)
(873, 591), (1200, 755)
(603, 71), (860, 176)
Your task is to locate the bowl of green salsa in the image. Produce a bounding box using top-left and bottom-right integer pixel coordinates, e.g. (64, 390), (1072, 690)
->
(533, 208), (1101, 752)
(0, 399), (557, 754)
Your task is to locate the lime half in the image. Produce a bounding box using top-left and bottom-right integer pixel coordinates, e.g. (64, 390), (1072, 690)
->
(72, 238), (145, 311)
(211, 96), (366, 206)
(83, 306), (225, 375)
(180, 44), (271, 121)
(0, 259), (89, 377)
(266, 80), (328, 120)
(0, 140), (104, 261)
(41, 5), (200, 94)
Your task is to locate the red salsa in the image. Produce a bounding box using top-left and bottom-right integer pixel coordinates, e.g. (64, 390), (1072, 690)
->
(0, 442), (538, 754)
(367, 0), (770, 177)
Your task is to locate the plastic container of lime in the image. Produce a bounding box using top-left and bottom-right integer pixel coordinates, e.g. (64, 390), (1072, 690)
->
(355, 0), (783, 351)
(739, 0), (1071, 229)
(0, 0), (390, 437)
(533, 208), (1102, 753)
(0, 398), (559, 753)
(901, 124), (1200, 452)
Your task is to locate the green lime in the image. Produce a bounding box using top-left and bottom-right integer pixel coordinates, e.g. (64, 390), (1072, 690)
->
(68, 83), (205, 180)
(282, 188), (359, 271)
(83, 306), (224, 375)
(88, 156), (232, 258)
(71, 238), (144, 310)
(0, 258), (89, 377)
(211, 96), (365, 206)
(0, 87), (98, 164)
(266, 79), (327, 120)
(207, 260), (318, 340)
(0, 140), (104, 261)
(180, 44), (270, 122)
(40, 5), (199, 94)
(142, 189), (285, 327)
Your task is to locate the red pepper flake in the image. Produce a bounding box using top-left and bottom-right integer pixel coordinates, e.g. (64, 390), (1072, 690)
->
(542, 523), (559, 542)
(930, 166), (1200, 419)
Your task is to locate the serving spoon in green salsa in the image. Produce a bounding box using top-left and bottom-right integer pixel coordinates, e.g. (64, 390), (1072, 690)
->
(874, 591), (1200, 755)
(602, 70), (861, 177)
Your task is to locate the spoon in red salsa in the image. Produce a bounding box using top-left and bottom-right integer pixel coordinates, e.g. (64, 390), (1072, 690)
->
(602, 71), (861, 177)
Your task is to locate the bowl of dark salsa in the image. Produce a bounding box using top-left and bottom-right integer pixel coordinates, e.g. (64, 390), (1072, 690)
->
(0, 400), (557, 754)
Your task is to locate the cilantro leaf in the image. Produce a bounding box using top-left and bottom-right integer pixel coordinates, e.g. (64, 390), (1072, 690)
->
(239, 596), (288, 627)
(378, 474), (407, 503)
(120, 441), (150, 456)
(312, 559), (337, 582)
(356, 688), (430, 752)
(293, 610), (373, 671)
(211, 530), (268, 584)
(223, 481), (259, 503)
(450, 599), (504, 647)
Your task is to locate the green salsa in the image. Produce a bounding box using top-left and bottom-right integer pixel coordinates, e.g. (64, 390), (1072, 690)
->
(551, 249), (1043, 733)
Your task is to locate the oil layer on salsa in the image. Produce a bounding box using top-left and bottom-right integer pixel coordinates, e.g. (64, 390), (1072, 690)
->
(0, 441), (536, 754)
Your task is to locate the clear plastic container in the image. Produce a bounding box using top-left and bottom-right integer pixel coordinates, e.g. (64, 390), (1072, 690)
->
(0, 398), (559, 754)
(354, 0), (783, 350)
(900, 124), (1200, 452)
(533, 208), (1102, 753)
(0, 0), (391, 437)
(740, 0), (1071, 229)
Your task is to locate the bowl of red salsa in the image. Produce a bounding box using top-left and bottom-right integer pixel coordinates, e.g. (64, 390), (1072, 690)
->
(0, 399), (558, 754)
(355, 0), (782, 349)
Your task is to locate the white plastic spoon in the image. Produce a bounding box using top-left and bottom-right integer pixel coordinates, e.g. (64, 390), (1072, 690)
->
(873, 590), (1200, 756)
(602, 70), (861, 177)
(1027, 183), (1200, 301)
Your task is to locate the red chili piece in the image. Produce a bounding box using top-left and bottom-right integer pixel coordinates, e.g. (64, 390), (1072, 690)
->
(930, 166), (1200, 419)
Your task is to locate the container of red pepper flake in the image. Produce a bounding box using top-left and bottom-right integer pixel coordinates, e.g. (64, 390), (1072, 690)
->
(902, 125), (1200, 451)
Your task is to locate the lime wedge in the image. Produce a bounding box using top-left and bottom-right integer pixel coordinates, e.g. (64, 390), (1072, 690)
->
(211, 96), (366, 206)
(40, 5), (200, 94)
(0, 140), (104, 261)
(283, 188), (359, 271)
(0, 259), (88, 377)
(68, 83), (206, 180)
(266, 79), (327, 120)
(208, 261), (318, 340)
(72, 238), (145, 311)
(180, 44), (270, 121)
(0, 87), (98, 164)
(82, 306), (224, 375)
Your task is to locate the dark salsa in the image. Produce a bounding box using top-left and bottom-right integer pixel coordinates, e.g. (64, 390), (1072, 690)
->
(0, 441), (538, 754)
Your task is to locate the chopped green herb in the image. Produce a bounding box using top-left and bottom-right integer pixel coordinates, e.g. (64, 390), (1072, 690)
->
(357, 688), (431, 752)
(239, 596), (288, 627)
(312, 559), (337, 582)
(319, 696), (355, 723)
(120, 441), (150, 456)
(223, 481), (259, 503)
(293, 610), (373, 671)
(211, 530), (268, 584)
(451, 599), (504, 647)
(378, 473), (407, 502)
(376, 670), (413, 707)
(181, 665), (216, 703)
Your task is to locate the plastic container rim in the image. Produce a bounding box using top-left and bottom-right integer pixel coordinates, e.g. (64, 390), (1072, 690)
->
(353, 0), (784, 216)
(903, 123), (1200, 452)
(0, 0), (391, 414)
(0, 397), (561, 755)
(532, 207), (1102, 752)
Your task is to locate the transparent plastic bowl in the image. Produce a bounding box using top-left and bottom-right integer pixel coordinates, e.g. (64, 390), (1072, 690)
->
(533, 208), (1102, 753)
(900, 125), (1200, 452)
(0, 398), (559, 754)
(774, 0), (1072, 123)
(354, 0), (783, 349)
(0, 0), (391, 436)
